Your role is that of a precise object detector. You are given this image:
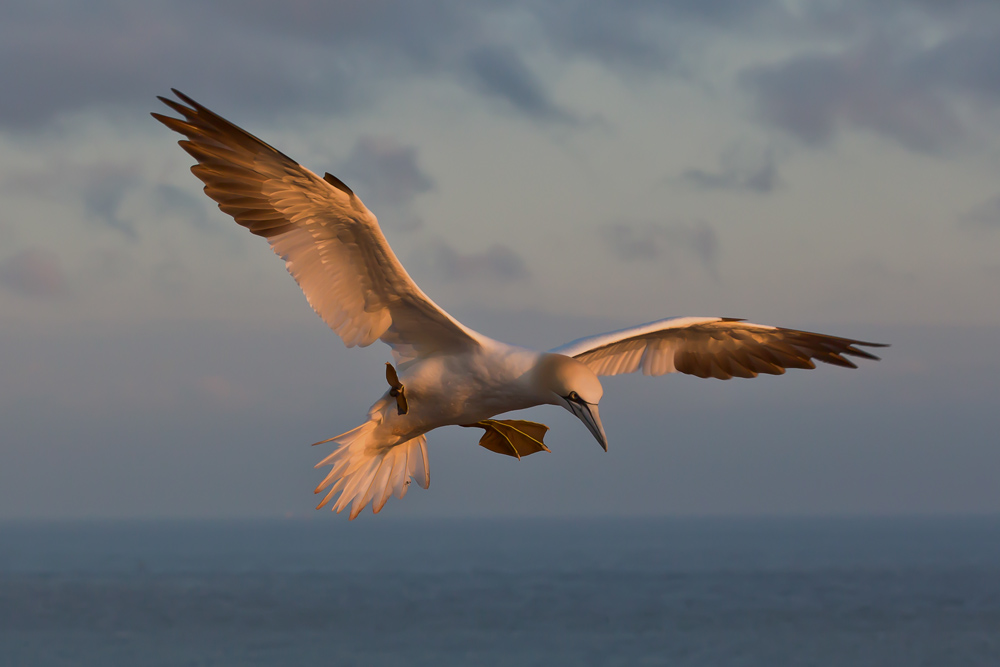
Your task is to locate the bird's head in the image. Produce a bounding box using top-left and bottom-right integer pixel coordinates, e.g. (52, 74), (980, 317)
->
(535, 353), (608, 451)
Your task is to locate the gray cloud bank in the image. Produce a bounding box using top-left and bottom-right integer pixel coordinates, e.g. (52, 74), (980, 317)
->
(740, 3), (1000, 153)
(0, 1), (656, 128)
(6, 1), (1000, 157)
(0, 1), (781, 129)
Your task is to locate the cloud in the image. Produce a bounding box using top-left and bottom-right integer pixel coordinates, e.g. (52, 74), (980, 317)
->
(0, 0), (788, 130)
(740, 43), (961, 154)
(0, 1), (372, 129)
(739, 5), (1000, 154)
(78, 164), (143, 239)
(680, 145), (779, 193)
(340, 136), (434, 208)
(2, 158), (143, 239)
(464, 45), (576, 123)
(149, 183), (214, 232)
(23, 0), (1000, 150)
(601, 220), (718, 268)
(0, 248), (70, 299)
(420, 240), (530, 284)
(0, 4), (336, 128)
(959, 194), (1000, 230)
(533, 0), (787, 70)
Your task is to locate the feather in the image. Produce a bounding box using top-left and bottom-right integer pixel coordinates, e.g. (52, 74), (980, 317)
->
(153, 90), (487, 365)
(311, 406), (431, 519)
(553, 317), (886, 380)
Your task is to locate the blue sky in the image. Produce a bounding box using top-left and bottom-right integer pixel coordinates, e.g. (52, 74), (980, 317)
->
(2, 0), (999, 519)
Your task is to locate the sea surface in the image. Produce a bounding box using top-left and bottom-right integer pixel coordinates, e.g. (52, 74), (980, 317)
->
(1, 517), (998, 666)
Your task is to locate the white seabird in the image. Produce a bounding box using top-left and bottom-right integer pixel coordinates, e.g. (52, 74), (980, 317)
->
(154, 90), (886, 520)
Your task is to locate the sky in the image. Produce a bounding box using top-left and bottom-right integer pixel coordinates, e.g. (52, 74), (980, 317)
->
(1, 0), (999, 519)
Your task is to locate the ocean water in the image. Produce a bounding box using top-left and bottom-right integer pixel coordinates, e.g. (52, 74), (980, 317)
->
(1, 518), (998, 666)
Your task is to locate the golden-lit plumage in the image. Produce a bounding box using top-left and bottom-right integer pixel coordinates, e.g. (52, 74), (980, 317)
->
(154, 90), (885, 520)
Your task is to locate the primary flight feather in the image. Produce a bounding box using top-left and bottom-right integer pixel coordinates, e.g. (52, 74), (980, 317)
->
(153, 90), (886, 520)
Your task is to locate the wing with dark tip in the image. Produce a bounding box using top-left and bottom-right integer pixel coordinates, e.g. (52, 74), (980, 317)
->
(152, 90), (485, 362)
(550, 316), (886, 379)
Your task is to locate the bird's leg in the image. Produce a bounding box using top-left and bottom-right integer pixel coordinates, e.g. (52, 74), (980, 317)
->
(385, 362), (408, 415)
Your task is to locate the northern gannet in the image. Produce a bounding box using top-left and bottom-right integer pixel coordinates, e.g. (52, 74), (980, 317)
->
(153, 90), (886, 520)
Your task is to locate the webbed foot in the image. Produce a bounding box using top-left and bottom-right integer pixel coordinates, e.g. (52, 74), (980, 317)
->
(461, 419), (550, 459)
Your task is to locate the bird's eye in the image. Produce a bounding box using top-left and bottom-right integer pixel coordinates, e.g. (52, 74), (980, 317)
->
(568, 391), (580, 402)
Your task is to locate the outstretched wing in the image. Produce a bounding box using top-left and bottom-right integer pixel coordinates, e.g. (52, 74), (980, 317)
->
(551, 316), (886, 379)
(153, 89), (484, 363)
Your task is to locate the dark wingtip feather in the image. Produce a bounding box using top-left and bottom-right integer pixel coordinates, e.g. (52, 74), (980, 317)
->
(154, 89), (301, 165)
(150, 111), (179, 125)
(171, 88), (198, 107)
(323, 172), (354, 196)
(826, 354), (859, 369)
(843, 340), (888, 362)
(151, 113), (199, 139)
(850, 340), (890, 349)
(845, 346), (881, 361)
(170, 90), (219, 121)
(157, 96), (193, 117)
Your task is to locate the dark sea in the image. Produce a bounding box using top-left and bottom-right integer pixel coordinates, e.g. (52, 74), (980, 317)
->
(1, 517), (998, 666)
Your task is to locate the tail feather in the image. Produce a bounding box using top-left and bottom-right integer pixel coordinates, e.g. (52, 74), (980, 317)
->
(316, 476), (349, 510)
(407, 441), (430, 490)
(368, 458), (396, 514)
(335, 457), (381, 516)
(314, 421), (430, 520)
(389, 450), (411, 500)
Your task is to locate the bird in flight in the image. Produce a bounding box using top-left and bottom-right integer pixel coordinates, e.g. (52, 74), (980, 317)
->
(154, 90), (886, 520)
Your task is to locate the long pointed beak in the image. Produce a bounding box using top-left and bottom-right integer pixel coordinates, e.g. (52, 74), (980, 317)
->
(570, 401), (608, 451)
